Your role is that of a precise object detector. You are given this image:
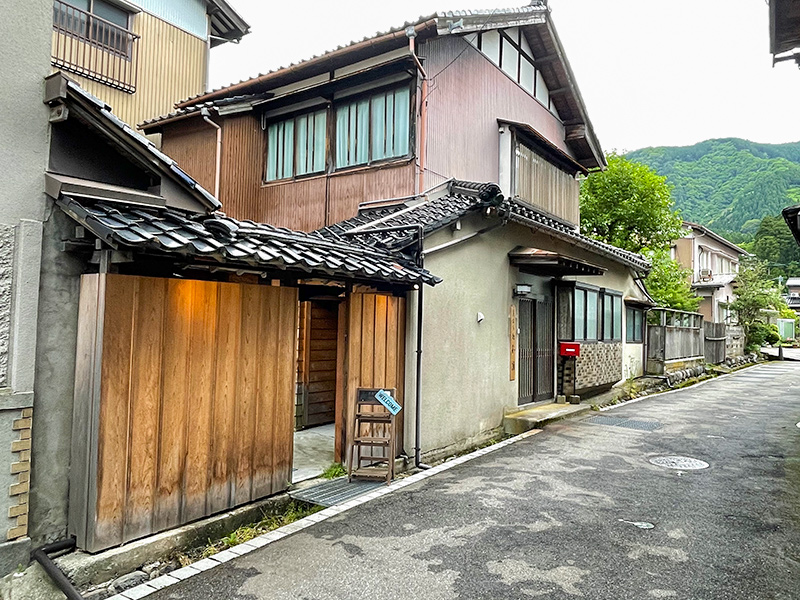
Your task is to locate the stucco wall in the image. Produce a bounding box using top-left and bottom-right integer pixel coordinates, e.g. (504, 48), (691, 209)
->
(623, 341), (644, 380)
(0, 0), (53, 572)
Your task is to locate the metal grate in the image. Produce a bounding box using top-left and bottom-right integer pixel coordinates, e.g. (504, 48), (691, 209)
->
(289, 478), (385, 507)
(585, 416), (662, 431)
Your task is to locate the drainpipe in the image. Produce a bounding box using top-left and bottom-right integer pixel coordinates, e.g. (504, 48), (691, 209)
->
(406, 27), (428, 195)
(201, 108), (222, 201)
(31, 538), (83, 600)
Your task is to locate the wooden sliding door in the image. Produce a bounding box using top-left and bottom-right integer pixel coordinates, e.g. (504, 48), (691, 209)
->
(70, 274), (298, 552)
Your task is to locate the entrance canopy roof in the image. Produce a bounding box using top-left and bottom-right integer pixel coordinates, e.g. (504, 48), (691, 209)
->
(508, 247), (606, 276)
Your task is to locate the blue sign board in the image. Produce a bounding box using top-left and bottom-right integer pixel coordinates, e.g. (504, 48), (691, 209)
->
(375, 389), (402, 415)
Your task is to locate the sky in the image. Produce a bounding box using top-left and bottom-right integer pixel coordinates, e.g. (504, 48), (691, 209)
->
(208, 0), (800, 153)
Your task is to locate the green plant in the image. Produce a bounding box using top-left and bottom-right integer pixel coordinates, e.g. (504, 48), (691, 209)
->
(590, 404), (600, 411)
(321, 462), (347, 480)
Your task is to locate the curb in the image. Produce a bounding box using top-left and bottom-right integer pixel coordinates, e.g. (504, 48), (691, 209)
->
(599, 361), (768, 413)
(106, 428), (543, 599)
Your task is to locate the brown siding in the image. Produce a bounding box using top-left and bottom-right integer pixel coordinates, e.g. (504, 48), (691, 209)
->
(53, 11), (208, 129)
(421, 35), (570, 189)
(167, 113), (415, 231)
(71, 274), (298, 552)
(160, 120), (217, 193)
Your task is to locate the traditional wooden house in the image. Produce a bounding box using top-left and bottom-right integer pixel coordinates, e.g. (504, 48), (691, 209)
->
(38, 73), (437, 555)
(144, 4), (652, 464)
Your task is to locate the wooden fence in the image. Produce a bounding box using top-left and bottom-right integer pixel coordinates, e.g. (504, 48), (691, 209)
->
(646, 308), (704, 374)
(70, 274), (298, 552)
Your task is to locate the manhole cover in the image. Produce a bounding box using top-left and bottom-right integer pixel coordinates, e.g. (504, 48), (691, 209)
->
(649, 456), (709, 470)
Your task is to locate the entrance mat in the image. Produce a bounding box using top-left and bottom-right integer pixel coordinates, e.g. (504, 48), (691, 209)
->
(289, 477), (386, 507)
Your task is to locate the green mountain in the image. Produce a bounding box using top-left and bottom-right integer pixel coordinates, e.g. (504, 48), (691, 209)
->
(626, 138), (800, 235)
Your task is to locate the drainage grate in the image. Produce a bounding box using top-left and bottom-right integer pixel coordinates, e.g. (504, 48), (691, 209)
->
(289, 477), (385, 507)
(586, 416), (662, 431)
(649, 456), (709, 470)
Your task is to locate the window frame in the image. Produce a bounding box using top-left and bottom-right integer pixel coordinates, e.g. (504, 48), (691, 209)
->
(600, 289), (623, 343)
(625, 305), (645, 344)
(332, 82), (414, 172)
(263, 104), (330, 184)
(562, 283), (601, 343)
(55, 0), (133, 58)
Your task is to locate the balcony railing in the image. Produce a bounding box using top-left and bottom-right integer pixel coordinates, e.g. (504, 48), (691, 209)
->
(52, 0), (140, 93)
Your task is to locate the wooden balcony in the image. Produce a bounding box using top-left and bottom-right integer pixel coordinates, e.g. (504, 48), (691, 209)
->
(52, 0), (140, 93)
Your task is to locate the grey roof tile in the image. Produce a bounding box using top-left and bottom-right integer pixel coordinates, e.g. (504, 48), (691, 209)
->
(319, 180), (650, 272)
(57, 197), (440, 287)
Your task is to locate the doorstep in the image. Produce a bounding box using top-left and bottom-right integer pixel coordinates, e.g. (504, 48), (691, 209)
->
(503, 402), (591, 434)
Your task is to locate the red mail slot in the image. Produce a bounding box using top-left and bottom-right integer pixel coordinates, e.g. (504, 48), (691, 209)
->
(559, 342), (581, 357)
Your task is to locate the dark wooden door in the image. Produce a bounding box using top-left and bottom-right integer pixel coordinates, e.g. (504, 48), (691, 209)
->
(534, 297), (555, 402)
(306, 301), (339, 427)
(518, 297), (555, 404)
(518, 299), (534, 404)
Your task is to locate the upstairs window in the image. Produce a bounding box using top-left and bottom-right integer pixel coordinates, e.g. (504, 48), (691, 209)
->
(265, 109), (327, 182)
(54, 0), (131, 54)
(335, 86), (410, 169)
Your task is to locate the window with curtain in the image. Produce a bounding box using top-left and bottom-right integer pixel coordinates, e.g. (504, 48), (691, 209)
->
(335, 86), (410, 169)
(265, 109), (327, 182)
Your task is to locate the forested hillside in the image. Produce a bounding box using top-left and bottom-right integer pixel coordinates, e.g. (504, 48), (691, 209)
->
(627, 139), (800, 236)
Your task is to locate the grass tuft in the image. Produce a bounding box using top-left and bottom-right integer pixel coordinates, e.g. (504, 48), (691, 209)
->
(321, 462), (347, 479)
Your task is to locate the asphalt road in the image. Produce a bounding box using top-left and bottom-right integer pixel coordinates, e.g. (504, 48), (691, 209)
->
(152, 362), (800, 599)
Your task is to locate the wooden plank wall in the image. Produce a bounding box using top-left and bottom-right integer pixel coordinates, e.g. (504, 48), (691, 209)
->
(305, 302), (338, 427)
(516, 143), (580, 225)
(71, 274), (298, 552)
(343, 293), (406, 461)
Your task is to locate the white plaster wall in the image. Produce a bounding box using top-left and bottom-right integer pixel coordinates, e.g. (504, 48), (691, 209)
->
(623, 341), (644, 380)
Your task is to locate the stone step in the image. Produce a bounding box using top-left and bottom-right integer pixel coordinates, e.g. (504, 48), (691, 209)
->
(503, 403), (591, 435)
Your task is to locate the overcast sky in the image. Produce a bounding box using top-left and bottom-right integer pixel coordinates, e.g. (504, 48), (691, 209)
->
(209, 0), (800, 153)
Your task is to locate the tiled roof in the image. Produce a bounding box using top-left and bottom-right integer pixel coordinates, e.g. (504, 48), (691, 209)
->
(57, 197), (440, 287)
(49, 74), (220, 211)
(320, 180), (650, 272)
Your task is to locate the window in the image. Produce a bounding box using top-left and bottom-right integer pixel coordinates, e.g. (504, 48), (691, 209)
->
(601, 291), (622, 341)
(266, 109), (327, 182)
(468, 27), (559, 116)
(54, 0), (131, 54)
(571, 286), (599, 342)
(626, 306), (644, 343)
(335, 87), (410, 169)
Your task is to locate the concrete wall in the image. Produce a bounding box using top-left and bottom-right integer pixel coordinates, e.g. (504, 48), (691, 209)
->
(0, 0), (54, 574)
(403, 212), (649, 456)
(623, 340), (644, 380)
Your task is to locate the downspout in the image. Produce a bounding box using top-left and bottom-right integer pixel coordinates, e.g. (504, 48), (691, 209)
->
(406, 27), (428, 195)
(201, 108), (222, 201)
(31, 538), (83, 600)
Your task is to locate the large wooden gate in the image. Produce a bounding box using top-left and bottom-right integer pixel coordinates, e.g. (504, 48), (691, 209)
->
(340, 293), (406, 461)
(70, 274), (298, 552)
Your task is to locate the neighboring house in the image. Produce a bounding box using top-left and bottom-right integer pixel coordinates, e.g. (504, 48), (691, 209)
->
(672, 221), (749, 323)
(51, 0), (249, 129)
(769, 0), (800, 67)
(145, 4), (653, 463)
(784, 277), (800, 312)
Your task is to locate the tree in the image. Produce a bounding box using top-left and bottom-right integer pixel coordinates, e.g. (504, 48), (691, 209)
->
(580, 154), (684, 253)
(729, 258), (788, 350)
(642, 249), (700, 312)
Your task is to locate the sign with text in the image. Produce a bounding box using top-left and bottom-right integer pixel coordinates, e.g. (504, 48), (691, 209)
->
(375, 389), (402, 415)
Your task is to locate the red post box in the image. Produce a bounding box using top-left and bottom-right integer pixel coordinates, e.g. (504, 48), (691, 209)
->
(559, 342), (581, 357)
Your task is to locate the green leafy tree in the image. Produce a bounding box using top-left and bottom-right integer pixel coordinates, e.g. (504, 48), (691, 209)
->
(729, 259), (788, 349)
(580, 154), (684, 253)
(642, 249), (700, 311)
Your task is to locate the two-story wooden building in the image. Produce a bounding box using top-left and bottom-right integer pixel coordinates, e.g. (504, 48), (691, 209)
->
(144, 4), (653, 465)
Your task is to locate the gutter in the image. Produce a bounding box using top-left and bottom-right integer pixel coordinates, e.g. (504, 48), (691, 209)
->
(31, 539), (82, 600)
(406, 27), (429, 195)
(201, 108), (222, 200)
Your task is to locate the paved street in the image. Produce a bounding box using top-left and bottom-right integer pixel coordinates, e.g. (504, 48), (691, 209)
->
(152, 362), (800, 600)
